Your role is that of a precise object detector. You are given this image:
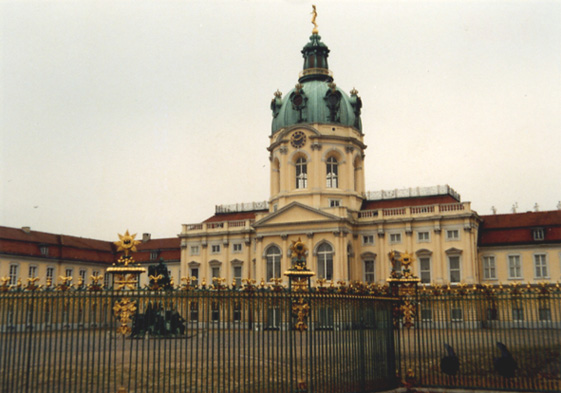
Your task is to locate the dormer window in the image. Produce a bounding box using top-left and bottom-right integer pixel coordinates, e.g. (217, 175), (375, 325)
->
(533, 228), (545, 241)
(39, 245), (49, 256)
(150, 251), (159, 261)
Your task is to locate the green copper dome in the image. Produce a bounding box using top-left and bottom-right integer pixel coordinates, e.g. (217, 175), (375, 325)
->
(271, 33), (362, 134)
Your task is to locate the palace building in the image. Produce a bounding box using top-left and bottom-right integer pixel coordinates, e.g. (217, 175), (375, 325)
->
(178, 28), (561, 287)
(1, 26), (560, 289)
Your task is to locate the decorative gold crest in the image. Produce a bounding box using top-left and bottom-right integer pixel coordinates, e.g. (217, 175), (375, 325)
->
(114, 230), (141, 257)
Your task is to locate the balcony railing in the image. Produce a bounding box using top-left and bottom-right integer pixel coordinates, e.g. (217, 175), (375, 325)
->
(183, 219), (254, 233)
(358, 202), (469, 220)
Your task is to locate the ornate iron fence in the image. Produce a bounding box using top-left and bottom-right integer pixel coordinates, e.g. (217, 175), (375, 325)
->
(395, 282), (561, 392)
(0, 282), (397, 393)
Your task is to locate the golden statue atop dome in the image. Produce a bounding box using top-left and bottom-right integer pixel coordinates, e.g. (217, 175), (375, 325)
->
(311, 5), (319, 34)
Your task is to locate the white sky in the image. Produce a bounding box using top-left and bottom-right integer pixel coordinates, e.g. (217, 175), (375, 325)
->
(1, 0), (560, 241)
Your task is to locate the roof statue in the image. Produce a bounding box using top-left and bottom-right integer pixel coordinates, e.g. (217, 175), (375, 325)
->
(311, 5), (319, 34)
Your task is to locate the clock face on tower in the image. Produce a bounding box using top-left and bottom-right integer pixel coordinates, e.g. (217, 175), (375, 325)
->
(290, 131), (306, 148)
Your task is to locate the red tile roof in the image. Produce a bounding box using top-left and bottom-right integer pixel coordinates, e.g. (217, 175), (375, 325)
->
(0, 226), (180, 265)
(361, 194), (460, 210)
(479, 210), (561, 246)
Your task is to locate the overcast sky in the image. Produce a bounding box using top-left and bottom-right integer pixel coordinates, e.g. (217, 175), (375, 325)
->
(1, 0), (560, 241)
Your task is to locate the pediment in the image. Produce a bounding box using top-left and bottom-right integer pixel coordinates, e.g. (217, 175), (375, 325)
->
(253, 202), (341, 227)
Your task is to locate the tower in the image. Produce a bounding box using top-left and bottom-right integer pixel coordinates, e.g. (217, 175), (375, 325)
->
(268, 29), (365, 214)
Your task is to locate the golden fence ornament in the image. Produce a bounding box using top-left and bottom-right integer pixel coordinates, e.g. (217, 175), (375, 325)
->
(387, 250), (420, 329)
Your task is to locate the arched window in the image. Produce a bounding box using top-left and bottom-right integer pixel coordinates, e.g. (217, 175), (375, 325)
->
(326, 156), (338, 188)
(296, 157), (307, 189)
(266, 245), (282, 281)
(317, 243), (333, 280)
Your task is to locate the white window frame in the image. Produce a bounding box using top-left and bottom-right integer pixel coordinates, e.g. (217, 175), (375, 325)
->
(189, 265), (200, 286)
(419, 256), (431, 284)
(534, 253), (548, 279)
(79, 269), (87, 284)
(362, 234), (374, 246)
(150, 251), (159, 261)
(448, 255), (461, 284)
(508, 254), (522, 279)
(389, 232), (402, 244)
(329, 199), (341, 207)
(417, 231), (430, 243)
(65, 268), (74, 282)
(533, 228), (545, 241)
(326, 156), (338, 188)
(482, 255), (497, 280)
(211, 266), (221, 279)
(266, 245), (282, 282)
(46, 266), (55, 285)
(232, 265), (243, 287)
(190, 245), (200, 255)
(9, 264), (19, 286)
(363, 259), (375, 283)
(316, 243), (334, 280)
(28, 265), (38, 278)
(295, 157), (308, 189)
(446, 229), (460, 241)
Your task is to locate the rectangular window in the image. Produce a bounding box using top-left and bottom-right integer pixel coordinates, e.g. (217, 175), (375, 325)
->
(534, 254), (548, 278)
(421, 307), (432, 322)
(446, 229), (460, 241)
(483, 256), (497, 280)
(79, 269), (87, 285)
(104, 273), (111, 288)
(233, 301), (242, 322)
(389, 233), (402, 244)
(267, 307), (281, 329)
(232, 243), (243, 253)
(512, 307), (524, 322)
(451, 307), (463, 322)
(190, 302), (199, 322)
(190, 267), (199, 286)
(486, 308), (498, 321)
(150, 251), (159, 261)
(233, 266), (242, 286)
(329, 199), (341, 207)
(211, 302), (220, 322)
(417, 231), (430, 242)
(364, 260), (375, 283)
(65, 268), (73, 282)
(9, 264), (19, 286)
(419, 257), (431, 284)
(46, 267), (54, 286)
(508, 255), (522, 279)
(190, 245), (200, 255)
(539, 308), (552, 322)
(92, 270), (99, 278)
(449, 256), (461, 283)
(211, 244), (221, 254)
(362, 235), (374, 245)
(28, 265), (37, 278)
(211, 267), (220, 279)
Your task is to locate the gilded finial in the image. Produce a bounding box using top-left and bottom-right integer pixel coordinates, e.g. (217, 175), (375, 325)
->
(311, 5), (318, 34)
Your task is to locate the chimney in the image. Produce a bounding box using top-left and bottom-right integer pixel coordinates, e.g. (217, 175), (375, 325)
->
(142, 233), (151, 243)
(22, 226), (31, 234)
